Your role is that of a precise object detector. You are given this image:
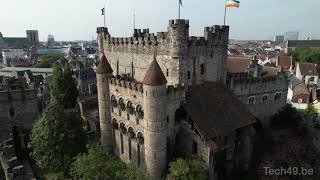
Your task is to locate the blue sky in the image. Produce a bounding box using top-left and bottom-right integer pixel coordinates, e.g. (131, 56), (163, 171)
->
(0, 0), (319, 41)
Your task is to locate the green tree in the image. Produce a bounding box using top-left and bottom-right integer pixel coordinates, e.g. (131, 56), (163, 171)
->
(70, 140), (144, 180)
(167, 158), (208, 180)
(33, 52), (64, 68)
(50, 64), (79, 109)
(29, 102), (85, 173)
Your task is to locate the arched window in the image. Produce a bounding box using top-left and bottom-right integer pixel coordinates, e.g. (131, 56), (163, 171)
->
(136, 105), (144, 119)
(119, 98), (126, 111)
(261, 95), (268, 103)
(111, 95), (118, 108)
(112, 118), (119, 129)
(274, 92), (282, 102)
(137, 132), (144, 167)
(126, 101), (134, 115)
(248, 96), (255, 105)
(128, 127), (135, 160)
(120, 123), (127, 134)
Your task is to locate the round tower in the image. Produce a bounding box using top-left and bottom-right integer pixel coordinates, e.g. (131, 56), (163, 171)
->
(142, 58), (168, 180)
(96, 53), (113, 153)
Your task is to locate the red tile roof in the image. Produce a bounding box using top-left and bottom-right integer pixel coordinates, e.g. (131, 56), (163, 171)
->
(277, 56), (293, 71)
(184, 83), (256, 140)
(227, 57), (251, 74)
(299, 62), (318, 76)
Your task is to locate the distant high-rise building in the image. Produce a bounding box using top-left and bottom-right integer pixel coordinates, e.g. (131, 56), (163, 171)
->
(47, 34), (55, 46)
(284, 31), (299, 41)
(274, 35), (284, 43)
(26, 30), (39, 44)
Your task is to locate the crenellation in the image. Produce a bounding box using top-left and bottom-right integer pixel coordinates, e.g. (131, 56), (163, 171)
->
(109, 78), (144, 93)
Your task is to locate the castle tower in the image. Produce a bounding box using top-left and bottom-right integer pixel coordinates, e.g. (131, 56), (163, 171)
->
(168, 19), (189, 85)
(142, 58), (168, 180)
(204, 25), (229, 83)
(96, 53), (114, 153)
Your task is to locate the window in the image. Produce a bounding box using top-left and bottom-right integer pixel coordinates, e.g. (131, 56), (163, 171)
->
(166, 69), (169, 77)
(120, 133), (124, 154)
(9, 107), (14, 118)
(187, 71), (191, 79)
(200, 64), (205, 75)
(248, 96), (256, 104)
(261, 95), (268, 103)
(167, 116), (169, 123)
(274, 92), (282, 102)
(192, 141), (198, 154)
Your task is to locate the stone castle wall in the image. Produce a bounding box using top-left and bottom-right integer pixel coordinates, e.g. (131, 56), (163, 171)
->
(229, 73), (289, 123)
(0, 89), (39, 142)
(97, 20), (229, 86)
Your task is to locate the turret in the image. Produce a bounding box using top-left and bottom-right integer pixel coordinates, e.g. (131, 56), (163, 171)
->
(96, 53), (114, 153)
(96, 27), (110, 53)
(142, 57), (168, 180)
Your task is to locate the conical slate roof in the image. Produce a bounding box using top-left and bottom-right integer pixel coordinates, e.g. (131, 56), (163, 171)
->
(142, 59), (167, 86)
(96, 53), (113, 74)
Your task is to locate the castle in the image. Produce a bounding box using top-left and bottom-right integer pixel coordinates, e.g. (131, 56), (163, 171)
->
(95, 19), (287, 179)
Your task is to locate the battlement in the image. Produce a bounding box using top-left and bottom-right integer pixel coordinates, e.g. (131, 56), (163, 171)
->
(167, 84), (185, 99)
(134, 29), (150, 38)
(188, 36), (207, 46)
(204, 25), (229, 34)
(96, 27), (109, 34)
(169, 19), (190, 27)
(229, 73), (287, 87)
(0, 88), (36, 102)
(0, 136), (25, 179)
(109, 78), (143, 93)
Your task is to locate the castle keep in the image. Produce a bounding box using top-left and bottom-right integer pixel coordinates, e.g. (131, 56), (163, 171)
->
(96, 19), (287, 179)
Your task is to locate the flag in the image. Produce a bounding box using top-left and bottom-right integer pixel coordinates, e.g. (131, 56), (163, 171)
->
(101, 8), (105, 16)
(225, 0), (240, 8)
(179, 0), (183, 7)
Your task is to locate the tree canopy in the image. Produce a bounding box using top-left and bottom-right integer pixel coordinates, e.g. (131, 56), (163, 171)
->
(70, 140), (145, 180)
(29, 102), (85, 173)
(167, 158), (208, 180)
(33, 52), (64, 68)
(290, 47), (320, 64)
(50, 64), (79, 109)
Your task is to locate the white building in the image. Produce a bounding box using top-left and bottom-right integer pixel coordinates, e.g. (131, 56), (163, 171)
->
(1, 49), (25, 65)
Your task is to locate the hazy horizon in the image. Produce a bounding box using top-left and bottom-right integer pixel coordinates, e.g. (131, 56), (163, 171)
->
(1, 0), (319, 41)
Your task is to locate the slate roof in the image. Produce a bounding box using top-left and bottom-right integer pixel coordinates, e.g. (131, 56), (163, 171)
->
(184, 83), (256, 140)
(142, 59), (167, 86)
(298, 62), (319, 76)
(75, 68), (96, 80)
(227, 57), (251, 74)
(288, 74), (302, 87)
(96, 54), (113, 74)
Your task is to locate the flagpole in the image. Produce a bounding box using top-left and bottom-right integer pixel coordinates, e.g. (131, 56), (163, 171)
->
(133, 9), (136, 30)
(178, 0), (180, 19)
(104, 5), (106, 28)
(223, 6), (227, 26)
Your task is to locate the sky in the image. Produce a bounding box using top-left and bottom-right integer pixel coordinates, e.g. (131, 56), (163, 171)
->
(0, 0), (319, 41)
